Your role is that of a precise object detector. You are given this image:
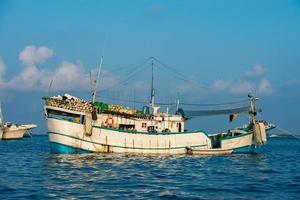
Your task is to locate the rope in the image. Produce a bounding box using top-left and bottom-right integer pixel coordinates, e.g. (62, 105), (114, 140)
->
(94, 57), (249, 110)
(275, 125), (300, 139)
(99, 58), (151, 92)
(107, 59), (152, 74)
(97, 96), (176, 106)
(152, 57), (211, 90)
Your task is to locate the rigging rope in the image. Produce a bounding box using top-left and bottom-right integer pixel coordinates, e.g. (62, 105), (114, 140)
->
(106, 59), (152, 74)
(99, 58), (151, 92)
(152, 57), (211, 90)
(275, 125), (300, 139)
(96, 95), (249, 118)
(97, 96), (176, 106)
(97, 56), (216, 95)
(95, 56), (250, 111)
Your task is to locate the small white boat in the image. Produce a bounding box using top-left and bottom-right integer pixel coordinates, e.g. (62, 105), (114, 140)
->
(0, 103), (37, 140)
(1, 123), (37, 140)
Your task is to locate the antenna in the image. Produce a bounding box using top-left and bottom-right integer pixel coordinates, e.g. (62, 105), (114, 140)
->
(89, 71), (93, 94)
(48, 79), (53, 94)
(92, 56), (103, 103)
(92, 36), (107, 103)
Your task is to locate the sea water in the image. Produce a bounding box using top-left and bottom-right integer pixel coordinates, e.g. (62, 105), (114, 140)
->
(0, 135), (299, 199)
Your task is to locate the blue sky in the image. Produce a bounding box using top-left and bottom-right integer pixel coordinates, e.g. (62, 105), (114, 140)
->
(0, 0), (300, 133)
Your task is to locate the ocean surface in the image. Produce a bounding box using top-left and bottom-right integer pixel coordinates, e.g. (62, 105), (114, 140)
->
(0, 135), (299, 200)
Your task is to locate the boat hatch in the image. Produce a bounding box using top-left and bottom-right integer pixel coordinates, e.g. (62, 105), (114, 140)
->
(47, 109), (84, 124)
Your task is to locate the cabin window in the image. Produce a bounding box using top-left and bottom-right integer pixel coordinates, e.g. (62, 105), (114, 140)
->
(142, 123), (147, 128)
(47, 109), (82, 123)
(119, 124), (135, 131)
(147, 126), (156, 133)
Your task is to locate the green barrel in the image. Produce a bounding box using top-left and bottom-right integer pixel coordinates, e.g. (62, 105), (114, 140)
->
(101, 103), (109, 110)
(93, 101), (102, 108)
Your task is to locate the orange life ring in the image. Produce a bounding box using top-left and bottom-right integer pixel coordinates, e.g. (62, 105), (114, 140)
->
(105, 117), (114, 126)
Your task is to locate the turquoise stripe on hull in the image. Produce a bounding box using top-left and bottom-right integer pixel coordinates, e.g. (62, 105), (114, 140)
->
(232, 145), (256, 154)
(50, 142), (92, 154)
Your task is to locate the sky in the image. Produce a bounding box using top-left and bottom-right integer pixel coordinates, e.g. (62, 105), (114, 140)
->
(0, 0), (300, 134)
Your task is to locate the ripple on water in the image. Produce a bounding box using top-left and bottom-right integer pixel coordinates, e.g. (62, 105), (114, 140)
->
(0, 136), (299, 199)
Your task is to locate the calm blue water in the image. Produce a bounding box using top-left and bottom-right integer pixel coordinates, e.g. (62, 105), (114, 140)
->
(0, 135), (299, 200)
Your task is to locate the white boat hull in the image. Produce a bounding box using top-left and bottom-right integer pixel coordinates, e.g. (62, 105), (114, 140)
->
(2, 127), (27, 140)
(47, 118), (212, 154)
(1, 124), (37, 140)
(46, 117), (257, 154)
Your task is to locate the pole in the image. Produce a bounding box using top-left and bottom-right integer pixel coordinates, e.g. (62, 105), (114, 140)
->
(92, 55), (104, 103)
(150, 57), (155, 107)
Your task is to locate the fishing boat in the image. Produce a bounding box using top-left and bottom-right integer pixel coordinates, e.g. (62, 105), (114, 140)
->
(0, 104), (37, 140)
(43, 58), (273, 154)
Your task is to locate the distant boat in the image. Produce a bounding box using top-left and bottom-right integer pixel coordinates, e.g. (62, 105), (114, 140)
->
(268, 133), (298, 139)
(43, 58), (273, 155)
(0, 103), (37, 140)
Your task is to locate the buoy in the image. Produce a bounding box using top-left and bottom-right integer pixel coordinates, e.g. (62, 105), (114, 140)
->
(105, 117), (114, 126)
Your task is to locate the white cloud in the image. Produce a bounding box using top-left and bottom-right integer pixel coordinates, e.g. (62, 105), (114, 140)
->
(4, 65), (44, 90)
(2, 45), (54, 91)
(230, 80), (254, 94)
(0, 47), (277, 98)
(210, 79), (273, 96)
(46, 61), (90, 91)
(4, 60), (94, 92)
(19, 45), (54, 65)
(258, 78), (274, 95)
(0, 45), (122, 92)
(245, 64), (266, 78)
(211, 79), (253, 94)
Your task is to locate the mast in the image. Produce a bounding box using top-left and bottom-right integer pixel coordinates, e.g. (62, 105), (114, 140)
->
(0, 102), (3, 139)
(150, 57), (155, 107)
(149, 57), (160, 114)
(176, 93), (180, 113)
(0, 102), (4, 126)
(176, 98), (180, 113)
(248, 93), (259, 127)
